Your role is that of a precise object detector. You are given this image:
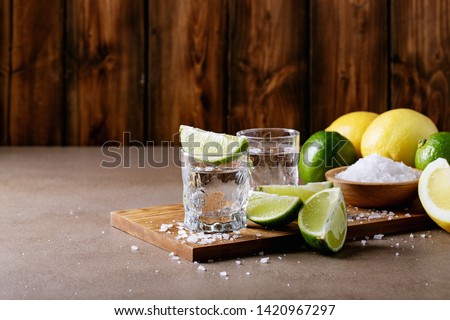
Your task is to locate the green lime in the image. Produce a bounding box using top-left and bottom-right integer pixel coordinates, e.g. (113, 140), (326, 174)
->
(299, 131), (357, 183)
(415, 132), (450, 170)
(179, 125), (248, 164)
(246, 191), (303, 228)
(298, 187), (347, 253)
(258, 181), (333, 203)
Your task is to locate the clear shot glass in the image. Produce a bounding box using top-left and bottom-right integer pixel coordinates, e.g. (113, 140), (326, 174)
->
(236, 128), (300, 189)
(180, 149), (250, 233)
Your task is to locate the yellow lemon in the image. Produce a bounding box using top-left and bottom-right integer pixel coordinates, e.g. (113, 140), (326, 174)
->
(418, 158), (450, 233)
(361, 108), (438, 167)
(326, 111), (378, 157)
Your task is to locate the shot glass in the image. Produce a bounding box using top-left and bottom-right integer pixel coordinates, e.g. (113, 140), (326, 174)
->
(236, 128), (300, 189)
(180, 149), (250, 233)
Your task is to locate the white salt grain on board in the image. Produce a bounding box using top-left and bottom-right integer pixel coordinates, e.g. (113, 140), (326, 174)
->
(336, 154), (420, 183)
(130, 245), (139, 251)
(159, 224), (173, 232)
(220, 271), (228, 277)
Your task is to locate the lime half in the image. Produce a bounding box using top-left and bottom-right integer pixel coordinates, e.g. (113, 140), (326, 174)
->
(298, 187), (347, 253)
(258, 181), (333, 203)
(246, 191), (303, 228)
(179, 125), (248, 164)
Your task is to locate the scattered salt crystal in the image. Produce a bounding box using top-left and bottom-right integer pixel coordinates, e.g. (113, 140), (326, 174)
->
(171, 256), (180, 261)
(395, 252), (400, 256)
(361, 240), (367, 246)
(260, 257), (270, 264)
(420, 234), (426, 238)
(395, 243), (400, 247)
(130, 245), (138, 251)
(219, 271), (227, 277)
(197, 265), (207, 271)
(412, 245), (415, 249)
(335, 154), (420, 183)
(235, 260), (242, 265)
(155, 270), (159, 273)
(159, 224), (173, 232)
(186, 234), (199, 243)
(278, 256), (283, 260)
(222, 234), (230, 240)
(405, 213), (411, 218)
(373, 234), (384, 240)
(255, 233), (262, 238)
(169, 252), (175, 256)
(287, 284), (290, 287)
(410, 233), (414, 238)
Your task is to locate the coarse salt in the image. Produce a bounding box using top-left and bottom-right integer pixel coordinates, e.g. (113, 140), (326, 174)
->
(373, 234), (384, 240)
(336, 154), (420, 183)
(198, 265), (206, 271)
(260, 257), (270, 264)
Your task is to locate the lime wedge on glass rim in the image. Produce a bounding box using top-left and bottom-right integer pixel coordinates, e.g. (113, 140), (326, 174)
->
(179, 125), (248, 164)
(298, 187), (347, 253)
(258, 181), (333, 203)
(246, 191), (303, 228)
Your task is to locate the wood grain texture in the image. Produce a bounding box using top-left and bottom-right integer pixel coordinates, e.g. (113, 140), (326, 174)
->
(310, 0), (389, 133)
(391, 0), (450, 131)
(111, 203), (434, 261)
(0, 0), (10, 145)
(66, 0), (145, 145)
(149, 0), (227, 143)
(9, 0), (64, 145)
(228, 0), (308, 136)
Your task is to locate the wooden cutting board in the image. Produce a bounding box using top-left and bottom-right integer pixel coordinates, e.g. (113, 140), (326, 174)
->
(111, 199), (435, 262)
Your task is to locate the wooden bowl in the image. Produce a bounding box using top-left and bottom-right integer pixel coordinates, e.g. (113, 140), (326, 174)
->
(325, 166), (421, 208)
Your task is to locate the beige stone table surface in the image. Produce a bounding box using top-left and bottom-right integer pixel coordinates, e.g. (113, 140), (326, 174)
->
(1, 147), (449, 299)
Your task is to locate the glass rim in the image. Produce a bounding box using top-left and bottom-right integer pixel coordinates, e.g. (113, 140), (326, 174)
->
(236, 128), (299, 140)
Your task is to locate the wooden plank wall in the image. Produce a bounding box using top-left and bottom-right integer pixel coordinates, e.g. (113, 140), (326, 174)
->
(0, 0), (449, 145)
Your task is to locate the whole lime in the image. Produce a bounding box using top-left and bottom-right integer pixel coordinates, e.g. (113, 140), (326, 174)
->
(299, 131), (357, 183)
(415, 132), (450, 170)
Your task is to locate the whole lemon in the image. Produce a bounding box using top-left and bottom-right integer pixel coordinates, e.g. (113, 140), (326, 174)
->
(325, 111), (378, 157)
(361, 108), (438, 167)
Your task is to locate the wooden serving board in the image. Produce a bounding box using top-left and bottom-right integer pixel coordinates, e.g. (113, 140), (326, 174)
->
(111, 201), (435, 262)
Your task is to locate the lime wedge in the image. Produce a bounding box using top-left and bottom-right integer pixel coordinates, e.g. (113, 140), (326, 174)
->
(258, 181), (333, 203)
(179, 125), (248, 164)
(246, 191), (303, 228)
(298, 187), (347, 253)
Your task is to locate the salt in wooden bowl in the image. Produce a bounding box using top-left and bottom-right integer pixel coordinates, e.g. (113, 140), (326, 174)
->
(325, 166), (421, 208)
